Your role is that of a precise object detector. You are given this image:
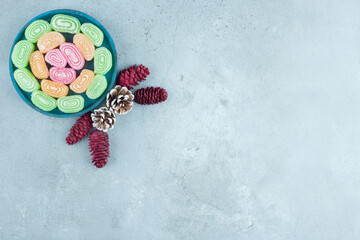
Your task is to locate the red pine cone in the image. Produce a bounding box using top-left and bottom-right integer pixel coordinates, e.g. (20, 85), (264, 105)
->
(134, 87), (168, 105)
(66, 112), (93, 145)
(116, 64), (150, 90)
(89, 130), (110, 168)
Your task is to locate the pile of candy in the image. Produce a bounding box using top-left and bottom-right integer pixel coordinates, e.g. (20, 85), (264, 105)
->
(11, 14), (112, 113)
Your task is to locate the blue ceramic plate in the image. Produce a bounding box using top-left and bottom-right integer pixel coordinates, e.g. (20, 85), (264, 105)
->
(9, 9), (117, 118)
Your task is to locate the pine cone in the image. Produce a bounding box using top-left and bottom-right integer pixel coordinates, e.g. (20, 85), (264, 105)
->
(106, 85), (134, 115)
(66, 112), (93, 145)
(134, 87), (168, 105)
(91, 107), (116, 132)
(116, 64), (150, 90)
(89, 129), (110, 168)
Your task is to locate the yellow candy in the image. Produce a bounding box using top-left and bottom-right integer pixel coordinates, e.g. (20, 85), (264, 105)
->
(70, 69), (95, 93)
(73, 33), (95, 61)
(37, 31), (66, 53)
(29, 51), (49, 79)
(41, 80), (69, 98)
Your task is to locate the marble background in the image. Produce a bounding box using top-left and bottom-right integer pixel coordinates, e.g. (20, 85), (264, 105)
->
(1, 0), (360, 239)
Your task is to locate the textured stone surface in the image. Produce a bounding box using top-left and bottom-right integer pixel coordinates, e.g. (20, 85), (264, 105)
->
(1, 0), (360, 239)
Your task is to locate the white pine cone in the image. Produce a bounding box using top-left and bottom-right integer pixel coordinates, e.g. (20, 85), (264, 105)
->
(106, 86), (134, 115)
(91, 107), (116, 132)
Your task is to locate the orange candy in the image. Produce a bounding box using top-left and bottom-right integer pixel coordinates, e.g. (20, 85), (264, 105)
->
(41, 80), (69, 98)
(29, 51), (49, 79)
(37, 31), (65, 53)
(73, 33), (95, 61)
(70, 69), (95, 93)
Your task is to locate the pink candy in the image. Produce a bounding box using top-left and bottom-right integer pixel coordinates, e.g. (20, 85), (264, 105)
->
(46, 44), (82, 85)
(50, 67), (76, 84)
(60, 43), (85, 70)
(45, 49), (68, 68)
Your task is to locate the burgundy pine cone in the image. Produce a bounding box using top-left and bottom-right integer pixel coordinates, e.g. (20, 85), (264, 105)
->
(116, 64), (150, 90)
(134, 87), (168, 105)
(66, 112), (93, 145)
(89, 129), (110, 168)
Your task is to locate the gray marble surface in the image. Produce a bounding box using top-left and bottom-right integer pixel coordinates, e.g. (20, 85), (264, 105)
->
(1, 0), (360, 239)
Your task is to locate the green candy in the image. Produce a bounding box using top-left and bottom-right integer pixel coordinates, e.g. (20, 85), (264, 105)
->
(94, 47), (112, 75)
(50, 14), (80, 34)
(14, 68), (40, 92)
(31, 90), (57, 112)
(80, 23), (104, 47)
(57, 95), (84, 113)
(11, 40), (35, 68)
(86, 75), (107, 99)
(25, 20), (52, 43)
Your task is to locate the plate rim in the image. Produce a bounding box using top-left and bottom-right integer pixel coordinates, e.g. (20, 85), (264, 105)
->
(9, 9), (118, 118)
